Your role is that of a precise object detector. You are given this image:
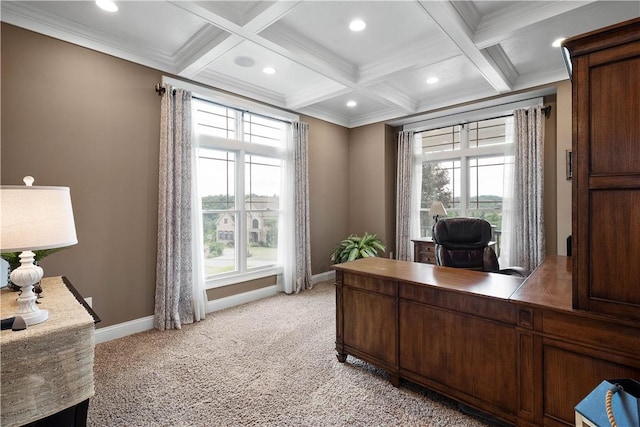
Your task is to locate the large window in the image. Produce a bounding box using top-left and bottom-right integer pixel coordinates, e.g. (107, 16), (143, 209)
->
(194, 99), (289, 288)
(417, 116), (512, 252)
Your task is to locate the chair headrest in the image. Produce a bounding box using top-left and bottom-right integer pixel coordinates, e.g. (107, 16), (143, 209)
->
(432, 217), (492, 249)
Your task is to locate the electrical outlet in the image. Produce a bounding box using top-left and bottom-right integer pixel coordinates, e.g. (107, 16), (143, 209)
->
(84, 297), (93, 308)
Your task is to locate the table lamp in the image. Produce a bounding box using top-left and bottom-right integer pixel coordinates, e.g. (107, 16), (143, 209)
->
(429, 201), (448, 223)
(1, 176), (77, 325)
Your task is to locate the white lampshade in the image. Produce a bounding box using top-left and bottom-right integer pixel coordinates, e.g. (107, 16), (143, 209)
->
(429, 201), (448, 218)
(1, 185), (78, 252)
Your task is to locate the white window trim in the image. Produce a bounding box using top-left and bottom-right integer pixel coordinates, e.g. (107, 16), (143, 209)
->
(208, 266), (283, 288)
(171, 76), (297, 289)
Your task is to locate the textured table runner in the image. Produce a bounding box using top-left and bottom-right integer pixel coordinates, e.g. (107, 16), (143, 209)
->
(1, 276), (95, 427)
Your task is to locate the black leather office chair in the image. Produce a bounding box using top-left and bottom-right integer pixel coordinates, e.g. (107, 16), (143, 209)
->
(432, 217), (527, 277)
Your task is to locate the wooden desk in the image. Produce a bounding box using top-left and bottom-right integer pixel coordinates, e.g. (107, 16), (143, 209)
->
(1, 277), (96, 427)
(333, 258), (524, 423)
(333, 256), (640, 426)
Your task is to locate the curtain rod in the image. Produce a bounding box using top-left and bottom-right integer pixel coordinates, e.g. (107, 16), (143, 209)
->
(157, 83), (549, 124)
(396, 104), (553, 136)
(154, 83), (294, 125)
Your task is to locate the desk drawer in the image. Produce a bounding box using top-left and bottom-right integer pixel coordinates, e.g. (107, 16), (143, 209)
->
(343, 273), (396, 296)
(413, 240), (437, 265)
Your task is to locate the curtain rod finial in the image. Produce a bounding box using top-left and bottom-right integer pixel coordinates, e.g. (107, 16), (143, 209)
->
(155, 83), (166, 96)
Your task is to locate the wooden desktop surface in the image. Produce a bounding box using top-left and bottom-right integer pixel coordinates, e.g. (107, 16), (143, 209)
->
(335, 255), (576, 310)
(510, 255), (573, 311)
(332, 256), (524, 300)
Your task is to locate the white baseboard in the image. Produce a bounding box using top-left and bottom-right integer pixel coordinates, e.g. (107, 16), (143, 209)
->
(205, 284), (279, 313)
(95, 270), (335, 344)
(95, 315), (154, 344)
(312, 270), (335, 284)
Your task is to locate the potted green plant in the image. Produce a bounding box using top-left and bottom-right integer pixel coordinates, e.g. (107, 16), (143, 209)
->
(329, 232), (386, 264)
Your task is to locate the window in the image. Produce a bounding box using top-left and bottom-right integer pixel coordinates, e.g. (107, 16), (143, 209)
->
(194, 98), (289, 288)
(417, 116), (513, 253)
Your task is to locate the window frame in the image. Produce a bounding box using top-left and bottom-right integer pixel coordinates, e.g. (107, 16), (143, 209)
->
(196, 135), (284, 288)
(419, 119), (511, 222)
(415, 118), (513, 229)
(163, 77), (299, 289)
(407, 97), (542, 241)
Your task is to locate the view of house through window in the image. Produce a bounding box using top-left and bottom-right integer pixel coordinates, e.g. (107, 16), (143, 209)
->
(418, 116), (512, 254)
(194, 99), (288, 287)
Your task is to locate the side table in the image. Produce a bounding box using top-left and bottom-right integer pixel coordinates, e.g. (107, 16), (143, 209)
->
(1, 276), (99, 427)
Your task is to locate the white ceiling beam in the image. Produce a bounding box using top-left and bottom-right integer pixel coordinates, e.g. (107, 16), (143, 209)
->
(171, 1), (303, 78)
(197, 69), (287, 108)
(474, 1), (596, 49)
(286, 83), (351, 111)
(175, 27), (241, 77)
(369, 83), (418, 113)
(416, 0), (512, 93)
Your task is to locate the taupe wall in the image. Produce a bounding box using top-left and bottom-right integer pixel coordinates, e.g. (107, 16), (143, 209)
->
(1, 24), (351, 327)
(2, 24), (162, 327)
(302, 115), (350, 274)
(346, 123), (396, 257)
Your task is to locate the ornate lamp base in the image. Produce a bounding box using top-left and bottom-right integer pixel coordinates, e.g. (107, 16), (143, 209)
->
(10, 251), (48, 326)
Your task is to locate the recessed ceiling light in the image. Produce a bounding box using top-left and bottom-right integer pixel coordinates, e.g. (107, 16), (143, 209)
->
(263, 67), (276, 75)
(234, 56), (255, 67)
(95, 0), (118, 12)
(426, 77), (439, 85)
(552, 38), (566, 48)
(349, 19), (366, 32)
(346, 100), (357, 108)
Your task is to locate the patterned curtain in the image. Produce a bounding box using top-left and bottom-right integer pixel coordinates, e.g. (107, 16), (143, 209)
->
(279, 121), (312, 294)
(502, 105), (545, 273)
(154, 84), (197, 330)
(395, 130), (414, 261)
(292, 122), (313, 293)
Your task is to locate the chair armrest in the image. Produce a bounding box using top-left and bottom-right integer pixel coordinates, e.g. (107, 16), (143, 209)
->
(497, 266), (528, 277)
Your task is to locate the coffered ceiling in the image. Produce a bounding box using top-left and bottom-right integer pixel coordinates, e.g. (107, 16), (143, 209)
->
(2, 1), (639, 127)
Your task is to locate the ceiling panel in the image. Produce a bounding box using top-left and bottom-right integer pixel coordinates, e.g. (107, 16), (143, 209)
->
(388, 55), (496, 109)
(201, 39), (341, 98)
(269, 1), (442, 67)
(2, 1), (637, 128)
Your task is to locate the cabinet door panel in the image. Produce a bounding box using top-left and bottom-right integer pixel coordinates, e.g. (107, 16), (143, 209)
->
(343, 286), (396, 364)
(590, 190), (640, 308)
(399, 299), (518, 414)
(590, 54), (640, 175)
(543, 343), (640, 425)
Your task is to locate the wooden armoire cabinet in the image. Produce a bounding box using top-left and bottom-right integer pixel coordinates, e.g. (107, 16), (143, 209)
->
(563, 17), (640, 321)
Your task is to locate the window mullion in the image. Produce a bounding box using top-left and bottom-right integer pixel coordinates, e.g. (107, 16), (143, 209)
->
(460, 125), (469, 216)
(237, 148), (246, 274)
(236, 110), (247, 274)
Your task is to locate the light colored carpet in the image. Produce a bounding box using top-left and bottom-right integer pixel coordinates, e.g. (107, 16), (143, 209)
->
(88, 280), (502, 426)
